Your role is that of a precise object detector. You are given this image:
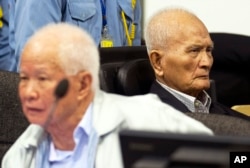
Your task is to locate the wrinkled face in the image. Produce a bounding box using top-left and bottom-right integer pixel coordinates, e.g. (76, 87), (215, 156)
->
(19, 45), (78, 127)
(156, 23), (214, 97)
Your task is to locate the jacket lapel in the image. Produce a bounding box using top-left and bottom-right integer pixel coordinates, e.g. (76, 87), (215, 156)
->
(92, 90), (126, 168)
(92, 90), (125, 137)
(150, 81), (190, 113)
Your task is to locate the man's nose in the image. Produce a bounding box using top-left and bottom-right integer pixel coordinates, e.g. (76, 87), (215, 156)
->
(23, 81), (39, 100)
(200, 52), (213, 68)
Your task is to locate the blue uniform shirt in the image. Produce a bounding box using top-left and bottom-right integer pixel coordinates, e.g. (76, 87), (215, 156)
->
(105, 0), (141, 46)
(10, 0), (102, 72)
(9, 0), (141, 72)
(0, 0), (15, 71)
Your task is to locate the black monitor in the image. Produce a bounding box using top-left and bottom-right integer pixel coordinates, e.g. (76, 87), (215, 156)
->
(119, 130), (250, 168)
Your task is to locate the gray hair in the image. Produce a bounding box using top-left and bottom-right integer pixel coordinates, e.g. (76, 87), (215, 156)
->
(144, 7), (197, 54)
(27, 23), (100, 91)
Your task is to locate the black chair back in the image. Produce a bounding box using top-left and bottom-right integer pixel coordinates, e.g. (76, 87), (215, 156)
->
(0, 70), (29, 162)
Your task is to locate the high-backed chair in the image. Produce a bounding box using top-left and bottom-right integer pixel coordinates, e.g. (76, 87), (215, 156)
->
(0, 70), (29, 162)
(99, 61), (125, 94)
(116, 58), (218, 101)
(99, 46), (148, 94)
(210, 33), (250, 107)
(99, 46), (148, 65)
(116, 59), (154, 95)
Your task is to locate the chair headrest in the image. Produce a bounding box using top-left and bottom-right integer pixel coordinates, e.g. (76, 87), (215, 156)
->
(210, 33), (250, 69)
(117, 59), (155, 96)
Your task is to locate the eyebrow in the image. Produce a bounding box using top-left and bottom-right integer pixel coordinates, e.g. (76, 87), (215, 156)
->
(188, 42), (214, 50)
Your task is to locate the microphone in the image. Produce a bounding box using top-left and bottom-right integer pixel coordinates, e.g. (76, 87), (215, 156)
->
(43, 78), (69, 128)
(54, 78), (69, 99)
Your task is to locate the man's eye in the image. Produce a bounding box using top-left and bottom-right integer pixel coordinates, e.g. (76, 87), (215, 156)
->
(191, 48), (200, 52)
(207, 47), (213, 52)
(20, 76), (28, 81)
(38, 77), (47, 81)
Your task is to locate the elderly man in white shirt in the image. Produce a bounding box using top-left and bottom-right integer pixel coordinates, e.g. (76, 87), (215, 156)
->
(2, 23), (212, 168)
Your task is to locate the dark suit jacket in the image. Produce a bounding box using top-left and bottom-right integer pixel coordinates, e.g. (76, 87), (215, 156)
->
(150, 81), (250, 121)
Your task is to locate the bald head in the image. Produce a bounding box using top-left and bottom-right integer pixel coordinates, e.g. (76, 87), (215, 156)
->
(144, 8), (213, 97)
(21, 23), (100, 90)
(144, 8), (209, 52)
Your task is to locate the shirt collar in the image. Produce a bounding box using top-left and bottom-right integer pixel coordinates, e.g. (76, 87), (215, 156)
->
(74, 103), (93, 138)
(157, 80), (211, 112)
(197, 91), (212, 112)
(49, 103), (93, 162)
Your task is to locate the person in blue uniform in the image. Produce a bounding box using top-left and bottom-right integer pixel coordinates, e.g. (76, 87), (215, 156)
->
(0, 1), (14, 71)
(8, 0), (142, 72)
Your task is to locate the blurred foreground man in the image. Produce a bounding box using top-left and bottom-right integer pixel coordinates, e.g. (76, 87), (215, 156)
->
(2, 23), (212, 168)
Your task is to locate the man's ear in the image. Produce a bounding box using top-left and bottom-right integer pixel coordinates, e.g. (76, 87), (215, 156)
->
(77, 71), (92, 100)
(149, 50), (164, 76)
